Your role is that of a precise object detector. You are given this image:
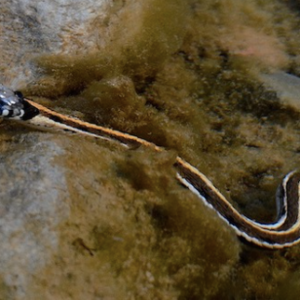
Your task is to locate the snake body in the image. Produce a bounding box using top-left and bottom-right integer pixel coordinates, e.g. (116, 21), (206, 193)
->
(1, 83), (300, 249)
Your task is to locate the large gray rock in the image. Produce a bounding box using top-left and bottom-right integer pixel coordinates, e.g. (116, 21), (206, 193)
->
(0, 130), (69, 298)
(0, 0), (110, 86)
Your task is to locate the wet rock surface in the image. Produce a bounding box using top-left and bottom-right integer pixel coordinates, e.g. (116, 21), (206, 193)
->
(260, 72), (300, 111)
(0, 123), (239, 299)
(2, 0), (300, 299)
(0, 0), (111, 86)
(0, 127), (69, 298)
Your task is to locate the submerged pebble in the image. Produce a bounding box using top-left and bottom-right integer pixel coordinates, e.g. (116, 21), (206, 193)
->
(260, 72), (300, 111)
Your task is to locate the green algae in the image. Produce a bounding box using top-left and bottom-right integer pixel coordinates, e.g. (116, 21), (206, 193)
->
(22, 0), (300, 299)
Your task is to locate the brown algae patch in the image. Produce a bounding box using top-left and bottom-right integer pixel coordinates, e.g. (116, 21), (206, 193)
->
(186, 0), (291, 71)
(22, 0), (300, 299)
(27, 0), (188, 98)
(27, 136), (240, 299)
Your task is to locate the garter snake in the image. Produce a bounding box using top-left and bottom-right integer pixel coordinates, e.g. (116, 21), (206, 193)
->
(1, 83), (299, 249)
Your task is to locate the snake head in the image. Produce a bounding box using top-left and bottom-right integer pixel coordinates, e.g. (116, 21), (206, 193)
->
(0, 84), (39, 120)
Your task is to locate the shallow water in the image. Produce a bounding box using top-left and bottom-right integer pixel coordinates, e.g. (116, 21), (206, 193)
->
(2, 0), (300, 299)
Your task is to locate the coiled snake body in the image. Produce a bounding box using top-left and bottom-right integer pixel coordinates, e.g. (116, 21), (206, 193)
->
(1, 83), (300, 249)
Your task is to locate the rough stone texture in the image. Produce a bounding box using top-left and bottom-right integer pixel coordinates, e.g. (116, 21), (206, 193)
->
(0, 123), (240, 300)
(2, 0), (300, 299)
(0, 128), (69, 299)
(0, 0), (111, 86)
(260, 72), (300, 110)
